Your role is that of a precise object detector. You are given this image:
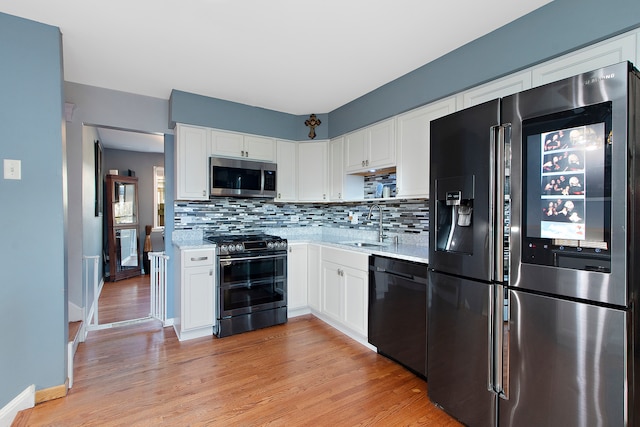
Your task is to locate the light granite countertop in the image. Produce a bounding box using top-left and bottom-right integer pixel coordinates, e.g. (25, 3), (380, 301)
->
(173, 227), (428, 264)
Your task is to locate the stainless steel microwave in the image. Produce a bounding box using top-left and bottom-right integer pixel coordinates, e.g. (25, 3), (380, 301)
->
(210, 156), (277, 198)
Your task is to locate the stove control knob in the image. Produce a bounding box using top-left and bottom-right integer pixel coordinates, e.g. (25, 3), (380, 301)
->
(267, 242), (274, 249)
(235, 244), (244, 252)
(281, 241), (287, 249)
(220, 244), (228, 253)
(227, 244), (235, 252)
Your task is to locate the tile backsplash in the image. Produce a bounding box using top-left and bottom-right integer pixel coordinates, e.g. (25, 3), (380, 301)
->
(174, 171), (429, 239)
(174, 196), (429, 237)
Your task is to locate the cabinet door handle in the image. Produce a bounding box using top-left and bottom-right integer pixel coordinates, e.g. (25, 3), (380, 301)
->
(191, 256), (208, 261)
(365, 160), (369, 166)
(278, 193), (281, 199)
(361, 160), (365, 167)
(209, 269), (213, 276)
(241, 150), (245, 157)
(246, 151), (249, 157)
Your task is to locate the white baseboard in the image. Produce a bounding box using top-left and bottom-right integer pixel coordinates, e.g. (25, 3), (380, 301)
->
(68, 301), (83, 322)
(0, 385), (35, 427)
(67, 341), (74, 389)
(288, 307), (311, 318)
(310, 311), (376, 352)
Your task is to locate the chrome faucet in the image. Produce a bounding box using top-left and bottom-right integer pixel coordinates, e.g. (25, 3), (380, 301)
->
(367, 204), (386, 243)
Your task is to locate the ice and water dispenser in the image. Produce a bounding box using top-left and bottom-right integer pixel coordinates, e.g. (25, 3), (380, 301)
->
(435, 175), (475, 255)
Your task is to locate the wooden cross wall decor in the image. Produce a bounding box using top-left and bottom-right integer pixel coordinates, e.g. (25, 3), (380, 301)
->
(304, 114), (321, 139)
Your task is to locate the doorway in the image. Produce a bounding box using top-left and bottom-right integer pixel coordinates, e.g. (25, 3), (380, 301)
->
(88, 125), (165, 328)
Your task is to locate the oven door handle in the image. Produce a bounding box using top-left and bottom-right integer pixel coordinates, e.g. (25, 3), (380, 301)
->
(219, 254), (287, 263)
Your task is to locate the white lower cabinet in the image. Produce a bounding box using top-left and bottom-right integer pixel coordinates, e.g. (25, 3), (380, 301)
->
(320, 247), (369, 338)
(287, 243), (308, 316)
(174, 248), (216, 341)
(307, 244), (322, 312)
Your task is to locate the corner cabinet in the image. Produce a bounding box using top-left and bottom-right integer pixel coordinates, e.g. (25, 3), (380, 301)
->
(175, 124), (210, 200)
(287, 243), (308, 316)
(396, 97), (457, 198)
(174, 248), (216, 341)
(297, 140), (328, 201)
(307, 244), (322, 312)
(345, 118), (396, 173)
(320, 247), (369, 338)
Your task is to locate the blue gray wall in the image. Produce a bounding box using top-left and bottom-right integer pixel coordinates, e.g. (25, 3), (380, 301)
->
(169, 0), (640, 139)
(0, 12), (66, 407)
(64, 82), (172, 327)
(169, 90), (329, 141)
(329, 0), (640, 136)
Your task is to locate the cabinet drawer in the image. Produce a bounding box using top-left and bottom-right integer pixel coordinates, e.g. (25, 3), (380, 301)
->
(183, 249), (215, 267)
(322, 247), (368, 271)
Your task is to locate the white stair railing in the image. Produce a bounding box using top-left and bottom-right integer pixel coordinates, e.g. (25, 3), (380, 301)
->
(149, 252), (169, 325)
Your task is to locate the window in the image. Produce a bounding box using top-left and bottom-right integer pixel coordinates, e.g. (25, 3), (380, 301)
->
(153, 166), (165, 230)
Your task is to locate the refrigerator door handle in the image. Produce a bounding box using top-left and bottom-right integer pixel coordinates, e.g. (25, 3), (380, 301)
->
(487, 282), (496, 393)
(494, 124), (507, 282)
(488, 284), (508, 397)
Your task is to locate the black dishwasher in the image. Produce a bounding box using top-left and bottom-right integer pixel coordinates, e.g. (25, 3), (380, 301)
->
(368, 255), (428, 378)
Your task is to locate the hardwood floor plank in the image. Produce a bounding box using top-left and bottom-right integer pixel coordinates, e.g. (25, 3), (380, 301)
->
(97, 275), (150, 324)
(15, 315), (461, 426)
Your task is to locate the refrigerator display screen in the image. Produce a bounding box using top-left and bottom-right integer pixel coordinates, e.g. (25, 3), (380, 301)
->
(522, 102), (612, 269)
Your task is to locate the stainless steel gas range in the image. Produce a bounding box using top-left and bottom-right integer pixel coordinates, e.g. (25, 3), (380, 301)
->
(204, 233), (288, 338)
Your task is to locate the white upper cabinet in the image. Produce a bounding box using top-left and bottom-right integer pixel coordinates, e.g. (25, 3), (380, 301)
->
(275, 139), (297, 202)
(297, 140), (328, 201)
(345, 118), (396, 173)
(244, 135), (277, 162)
(329, 137), (363, 201)
(396, 97), (457, 199)
(175, 123), (210, 200)
(210, 129), (275, 162)
(531, 32), (637, 87)
(459, 71), (532, 109)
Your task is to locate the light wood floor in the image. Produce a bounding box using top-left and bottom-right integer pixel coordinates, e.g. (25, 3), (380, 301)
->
(18, 315), (461, 426)
(97, 274), (151, 324)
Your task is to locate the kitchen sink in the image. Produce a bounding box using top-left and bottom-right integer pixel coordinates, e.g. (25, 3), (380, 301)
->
(341, 241), (388, 248)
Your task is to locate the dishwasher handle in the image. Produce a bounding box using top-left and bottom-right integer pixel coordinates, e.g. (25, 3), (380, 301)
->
(372, 266), (427, 283)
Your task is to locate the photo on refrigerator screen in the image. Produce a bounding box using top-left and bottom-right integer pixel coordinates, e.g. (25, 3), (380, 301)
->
(541, 174), (585, 195)
(538, 123), (605, 241)
(542, 152), (584, 172)
(540, 199), (586, 239)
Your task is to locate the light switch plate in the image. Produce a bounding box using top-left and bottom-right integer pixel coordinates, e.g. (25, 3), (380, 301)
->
(4, 159), (21, 180)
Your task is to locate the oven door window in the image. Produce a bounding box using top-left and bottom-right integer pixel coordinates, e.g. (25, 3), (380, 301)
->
(219, 255), (286, 315)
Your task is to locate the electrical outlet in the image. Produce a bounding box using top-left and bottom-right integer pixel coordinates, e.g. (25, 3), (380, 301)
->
(4, 159), (21, 180)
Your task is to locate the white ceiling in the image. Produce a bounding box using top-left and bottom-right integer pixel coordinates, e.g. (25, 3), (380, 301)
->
(96, 127), (165, 153)
(3, 0), (551, 151)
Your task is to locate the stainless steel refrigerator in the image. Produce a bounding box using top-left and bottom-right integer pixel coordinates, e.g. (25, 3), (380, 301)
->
(427, 61), (640, 426)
